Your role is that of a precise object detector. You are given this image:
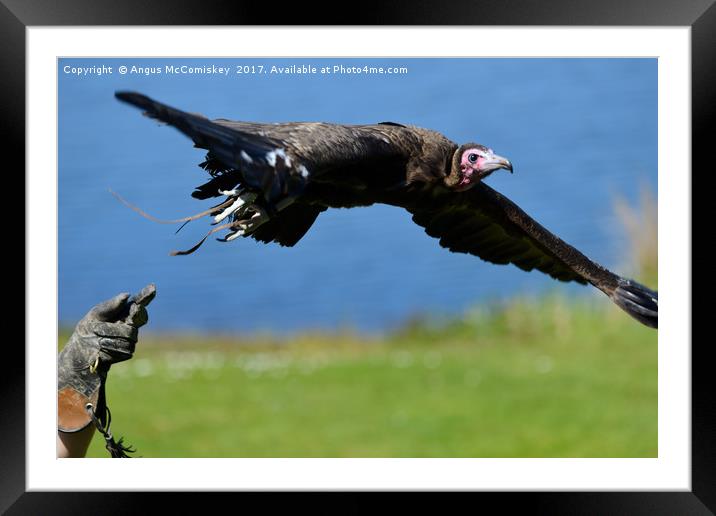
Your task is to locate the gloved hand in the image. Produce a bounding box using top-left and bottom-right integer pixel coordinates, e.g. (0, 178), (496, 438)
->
(58, 284), (156, 433)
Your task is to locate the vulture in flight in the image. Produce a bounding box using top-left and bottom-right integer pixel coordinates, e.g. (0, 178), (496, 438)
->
(114, 91), (658, 329)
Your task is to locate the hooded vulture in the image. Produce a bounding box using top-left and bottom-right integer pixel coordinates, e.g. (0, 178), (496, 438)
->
(114, 91), (658, 329)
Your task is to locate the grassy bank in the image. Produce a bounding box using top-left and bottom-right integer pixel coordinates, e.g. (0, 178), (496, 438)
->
(63, 295), (656, 458)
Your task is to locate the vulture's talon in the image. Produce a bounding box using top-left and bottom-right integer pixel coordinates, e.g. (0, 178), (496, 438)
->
(224, 229), (245, 242)
(213, 192), (258, 223)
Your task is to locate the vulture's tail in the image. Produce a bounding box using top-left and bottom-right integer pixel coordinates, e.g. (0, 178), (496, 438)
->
(610, 278), (658, 329)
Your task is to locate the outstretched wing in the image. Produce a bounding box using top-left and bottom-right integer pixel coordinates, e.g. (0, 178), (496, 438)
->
(116, 91), (431, 194)
(114, 91), (422, 250)
(399, 182), (622, 287)
(115, 91), (310, 204)
(404, 182), (658, 328)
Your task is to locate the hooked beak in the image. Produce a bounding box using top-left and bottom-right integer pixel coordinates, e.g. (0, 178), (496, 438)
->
(478, 152), (513, 178)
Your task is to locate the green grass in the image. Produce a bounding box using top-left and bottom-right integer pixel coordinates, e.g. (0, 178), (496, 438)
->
(62, 295), (657, 458)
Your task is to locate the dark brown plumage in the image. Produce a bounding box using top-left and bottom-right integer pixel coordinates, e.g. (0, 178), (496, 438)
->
(114, 91), (658, 328)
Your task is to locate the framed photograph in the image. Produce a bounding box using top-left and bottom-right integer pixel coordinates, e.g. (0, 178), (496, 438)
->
(9, 0), (710, 512)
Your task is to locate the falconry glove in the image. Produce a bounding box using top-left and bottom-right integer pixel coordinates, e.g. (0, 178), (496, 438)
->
(58, 283), (156, 457)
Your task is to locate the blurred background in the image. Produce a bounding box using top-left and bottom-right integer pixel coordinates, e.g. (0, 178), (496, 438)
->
(58, 58), (657, 458)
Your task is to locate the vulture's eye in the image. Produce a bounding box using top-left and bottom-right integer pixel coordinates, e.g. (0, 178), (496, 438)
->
(468, 153), (478, 163)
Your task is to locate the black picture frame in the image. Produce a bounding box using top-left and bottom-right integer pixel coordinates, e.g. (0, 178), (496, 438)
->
(7, 0), (711, 513)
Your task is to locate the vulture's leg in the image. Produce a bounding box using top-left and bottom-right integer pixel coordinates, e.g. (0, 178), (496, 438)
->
(169, 193), (298, 254)
(220, 195), (297, 242)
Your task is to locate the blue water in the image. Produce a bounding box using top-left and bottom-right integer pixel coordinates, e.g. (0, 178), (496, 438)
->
(58, 58), (657, 334)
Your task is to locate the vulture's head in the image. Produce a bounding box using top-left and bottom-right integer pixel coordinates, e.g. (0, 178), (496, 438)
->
(446, 142), (513, 191)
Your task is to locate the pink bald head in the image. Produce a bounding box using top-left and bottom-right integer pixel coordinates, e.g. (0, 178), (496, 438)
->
(451, 143), (513, 191)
